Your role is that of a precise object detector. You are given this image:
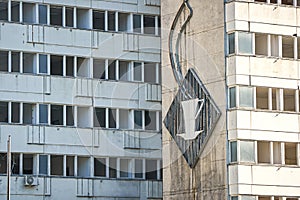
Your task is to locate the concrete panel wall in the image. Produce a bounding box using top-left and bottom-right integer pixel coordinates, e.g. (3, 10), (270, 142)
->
(161, 0), (227, 199)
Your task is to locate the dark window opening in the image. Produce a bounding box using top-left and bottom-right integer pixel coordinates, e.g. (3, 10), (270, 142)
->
(0, 0), (8, 21)
(146, 160), (157, 180)
(39, 155), (48, 175)
(0, 102), (8, 123)
(108, 12), (115, 31)
(50, 6), (62, 26)
(12, 153), (20, 175)
(134, 159), (143, 178)
(23, 154), (33, 174)
(118, 13), (129, 32)
(66, 56), (74, 76)
(11, 52), (20, 72)
(109, 158), (117, 178)
(133, 14), (141, 33)
(66, 156), (74, 176)
(93, 59), (105, 79)
(144, 15), (155, 35)
(39, 104), (48, 124)
(133, 62), (142, 81)
(23, 103), (34, 124)
(39, 54), (47, 74)
(145, 111), (156, 130)
(66, 106), (74, 126)
(109, 108), (116, 128)
(51, 55), (63, 76)
(94, 108), (105, 127)
(11, 1), (20, 22)
(134, 110), (143, 129)
(66, 7), (73, 27)
(94, 158), (106, 177)
(12, 102), (20, 123)
(23, 53), (35, 74)
(108, 60), (116, 80)
(51, 155), (63, 175)
(93, 10), (104, 30)
(0, 153), (7, 173)
(0, 51), (8, 72)
(144, 62), (156, 83)
(23, 3), (36, 24)
(51, 105), (63, 125)
(39, 5), (47, 25)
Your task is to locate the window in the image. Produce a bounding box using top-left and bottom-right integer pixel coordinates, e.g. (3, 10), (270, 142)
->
(23, 53), (35, 74)
(108, 12), (115, 31)
(257, 141), (270, 164)
(77, 107), (91, 128)
(65, 7), (74, 27)
(238, 32), (253, 54)
(77, 57), (89, 77)
(133, 14), (141, 33)
(23, 154), (34, 174)
(39, 5), (47, 25)
(50, 6), (62, 26)
(145, 111), (156, 130)
(240, 141), (255, 162)
(11, 1), (20, 22)
(144, 15), (155, 35)
(239, 87), (254, 108)
(0, 51), (8, 72)
(11, 102), (20, 123)
(229, 87), (236, 108)
(119, 13), (130, 32)
(282, 36), (294, 59)
(228, 33), (235, 54)
(230, 141), (237, 162)
(93, 10), (104, 30)
(77, 157), (90, 177)
(134, 110), (143, 129)
(282, 0), (294, 5)
(39, 155), (48, 175)
(23, 3), (36, 24)
(134, 159), (143, 178)
(0, 102), (8, 122)
(109, 158), (117, 178)
(133, 62), (142, 81)
(12, 154), (20, 174)
(273, 142), (281, 164)
(119, 109), (129, 129)
(271, 35), (279, 57)
(119, 61), (130, 81)
(0, 0), (8, 21)
(144, 63), (156, 84)
(51, 155), (63, 175)
(284, 89), (295, 111)
(11, 52), (20, 72)
(66, 56), (74, 77)
(77, 8), (90, 29)
(23, 103), (34, 124)
(93, 59), (105, 79)
(51, 105), (63, 125)
(66, 156), (74, 176)
(94, 108), (105, 127)
(108, 60), (116, 80)
(285, 143), (297, 165)
(146, 160), (157, 180)
(94, 158), (106, 177)
(51, 55), (63, 76)
(39, 104), (49, 124)
(109, 108), (116, 128)
(255, 33), (268, 56)
(120, 159), (132, 178)
(0, 153), (7, 173)
(66, 106), (74, 126)
(39, 54), (48, 74)
(256, 87), (268, 110)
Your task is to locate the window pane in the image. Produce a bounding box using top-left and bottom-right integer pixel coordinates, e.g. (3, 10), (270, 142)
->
(135, 159), (143, 178)
(228, 33), (235, 54)
(11, 2), (19, 22)
(134, 62), (142, 81)
(0, 102), (8, 122)
(240, 141), (255, 162)
(134, 110), (143, 129)
(94, 158), (106, 177)
(0, 1), (8, 21)
(133, 14), (141, 33)
(39, 5), (47, 24)
(239, 87), (254, 108)
(229, 87), (236, 108)
(39, 104), (48, 124)
(39, 54), (47, 74)
(0, 51), (8, 72)
(230, 141), (237, 162)
(238, 32), (253, 54)
(39, 155), (48, 175)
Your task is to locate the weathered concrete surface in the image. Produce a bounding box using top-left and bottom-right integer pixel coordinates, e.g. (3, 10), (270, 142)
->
(161, 0), (227, 199)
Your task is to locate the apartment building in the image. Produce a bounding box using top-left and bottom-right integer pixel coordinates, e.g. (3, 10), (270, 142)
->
(0, 0), (162, 199)
(162, 0), (300, 199)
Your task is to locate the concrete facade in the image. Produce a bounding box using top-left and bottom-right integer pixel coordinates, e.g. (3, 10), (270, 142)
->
(0, 0), (162, 199)
(162, 0), (300, 200)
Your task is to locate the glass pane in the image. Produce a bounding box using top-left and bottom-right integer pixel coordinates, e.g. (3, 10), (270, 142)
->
(39, 54), (47, 74)
(240, 141), (255, 162)
(134, 62), (142, 81)
(241, 196), (256, 200)
(228, 33), (235, 54)
(230, 141), (237, 162)
(134, 110), (143, 129)
(239, 87), (254, 108)
(39, 155), (48, 175)
(39, 5), (47, 24)
(238, 32), (253, 54)
(229, 87), (236, 108)
(39, 104), (48, 124)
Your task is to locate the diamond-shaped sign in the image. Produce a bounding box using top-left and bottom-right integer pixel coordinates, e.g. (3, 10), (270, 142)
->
(164, 68), (221, 168)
